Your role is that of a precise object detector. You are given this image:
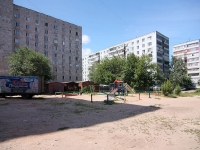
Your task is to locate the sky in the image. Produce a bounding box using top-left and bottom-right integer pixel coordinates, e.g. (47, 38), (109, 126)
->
(14, 0), (200, 57)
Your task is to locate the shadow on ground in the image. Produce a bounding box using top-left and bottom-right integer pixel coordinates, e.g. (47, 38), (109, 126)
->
(0, 96), (160, 141)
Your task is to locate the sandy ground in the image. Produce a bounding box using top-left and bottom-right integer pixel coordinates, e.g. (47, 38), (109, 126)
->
(0, 93), (200, 150)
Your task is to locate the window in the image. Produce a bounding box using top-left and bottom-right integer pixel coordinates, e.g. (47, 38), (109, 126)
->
(76, 77), (78, 80)
(26, 17), (30, 21)
(76, 64), (79, 67)
(69, 30), (71, 33)
(148, 48), (152, 52)
(26, 41), (29, 46)
(132, 47), (134, 50)
(35, 27), (39, 32)
(54, 67), (57, 72)
(69, 63), (72, 66)
(142, 50), (145, 54)
(44, 37), (48, 42)
(75, 45), (78, 48)
(62, 41), (65, 45)
(148, 42), (152, 46)
(14, 30), (20, 35)
(14, 38), (19, 43)
(54, 54), (57, 57)
(35, 35), (38, 40)
(62, 49), (65, 52)
(69, 56), (71, 60)
(62, 76), (65, 79)
(26, 25), (29, 29)
(142, 44), (145, 48)
(76, 69), (78, 73)
(54, 40), (58, 44)
(62, 35), (65, 38)
(54, 46), (58, 50)
(69, 50), (71, 53)
(76, 32), (78, 36)
(142, 38), (145, 42)
(132, 42), (134, 45)
(44, 52), (48, 57)
(137, 51), (139, 54)
(14, 22), (20, 27)
(62, 55), (64, 58)
(45, 30), (48, 34)
(75, 57), (79, 61)
(75, 38), (79, 41)
(44, 45), (48, 49)
(35, 43), (38, 47)
(69, 76), (71, 80)
(69, 43), (71, 47)
(14, 14), (20, 18)
(137, 40), (139, 44)
(53, 61), (57, 65)
(35, 20), (39, 24)
(148, 36), (152, 40)
(26, 33), (29, 37)
(54, 33), (58, 37)
(14, 47), (18, 52)
(45, 23), (48, 26)
(137, 46), (139, 49)
(54, 25), (58, 30)
(76, 50), (79, 55)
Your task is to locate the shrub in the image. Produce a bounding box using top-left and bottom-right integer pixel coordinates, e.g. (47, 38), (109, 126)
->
(81, 86), (88, 93)
(174, 85), (181, 95)
(161, 80), (173, 96)
(195, 88), (200, 93)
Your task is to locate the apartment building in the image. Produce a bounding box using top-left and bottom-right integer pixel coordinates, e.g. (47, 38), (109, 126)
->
(0, 0), (82, 82)
(173, 40), (200, 87)
(83, 31), (169, 81)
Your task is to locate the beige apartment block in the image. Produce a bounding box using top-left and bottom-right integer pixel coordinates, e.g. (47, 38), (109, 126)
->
(0, 0), (82, 82)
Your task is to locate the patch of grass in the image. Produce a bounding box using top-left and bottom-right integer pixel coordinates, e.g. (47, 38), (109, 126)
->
(57, 126), (70, 131)
(149, 104), (161, 108)
(0, 103), (9, 106)
(180, 92), (200, 97)
(74, 109), (83, 114)
(154, 97), (160, 100)
(51, 102), (66, 106)
(184, 129), (200, 141)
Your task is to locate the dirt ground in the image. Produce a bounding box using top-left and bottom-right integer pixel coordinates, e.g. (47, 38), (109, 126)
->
(0, 93), (200, 150)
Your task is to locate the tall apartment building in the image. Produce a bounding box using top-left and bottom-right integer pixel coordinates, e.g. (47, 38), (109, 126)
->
(83, 31), (169, 81)
(0, 0), (82, 82)
(173, 40), (200, 87)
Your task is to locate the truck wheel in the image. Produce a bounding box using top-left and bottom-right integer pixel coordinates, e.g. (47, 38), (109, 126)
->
(21, 94), (30, 99)
(0, 94), (6, 98)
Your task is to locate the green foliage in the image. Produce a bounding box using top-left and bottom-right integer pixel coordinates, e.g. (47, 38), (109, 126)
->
(174, 85), (181, 95)
(169, 56), (193, 88)
(195, 88), (200, 93)
(7, 47), (53, 82)
(81, 86), (88, 93)
(161, 80), (173, 96)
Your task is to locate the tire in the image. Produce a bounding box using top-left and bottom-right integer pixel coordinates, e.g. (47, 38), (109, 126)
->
(21, 94), (30, 99)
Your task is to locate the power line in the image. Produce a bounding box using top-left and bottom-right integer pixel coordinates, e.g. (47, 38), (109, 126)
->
(27, 0), (42, 12)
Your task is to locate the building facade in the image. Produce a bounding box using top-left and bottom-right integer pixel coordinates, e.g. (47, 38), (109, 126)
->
(173, 40), (200, 87)
(82, 31), (169, 81)
(0, 0), (82, 82)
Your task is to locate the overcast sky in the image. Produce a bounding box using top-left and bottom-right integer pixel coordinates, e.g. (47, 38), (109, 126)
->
(14, 0), (200, 57)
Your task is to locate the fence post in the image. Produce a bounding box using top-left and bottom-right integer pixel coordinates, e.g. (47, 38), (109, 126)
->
(148, 92), (151, 98)
(139, 93), (140, 100)
(91, 94), (93, 103)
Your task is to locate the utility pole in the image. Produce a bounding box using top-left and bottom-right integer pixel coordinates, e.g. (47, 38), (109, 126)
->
(123, 44), (128, 58)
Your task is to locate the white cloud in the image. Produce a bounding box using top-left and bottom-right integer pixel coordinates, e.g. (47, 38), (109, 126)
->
(82, 35), (90, 44)
(82, 48), (93, 57)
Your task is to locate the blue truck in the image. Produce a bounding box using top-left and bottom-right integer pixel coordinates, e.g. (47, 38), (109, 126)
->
(0, 76), (44, 99)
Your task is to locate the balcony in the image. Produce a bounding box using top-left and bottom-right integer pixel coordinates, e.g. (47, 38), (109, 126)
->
(188, 69), (200, 74)
(157, 38), (162, 43)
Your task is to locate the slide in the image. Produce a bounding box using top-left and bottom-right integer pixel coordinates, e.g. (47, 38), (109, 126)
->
(109, 88), (118, 94)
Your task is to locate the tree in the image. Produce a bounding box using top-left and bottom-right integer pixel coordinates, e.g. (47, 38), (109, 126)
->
(169, 56), (192, 88)
(161, 80), (173, 96)
(89, 56), (125, 84)
(7, 47), (53, 82)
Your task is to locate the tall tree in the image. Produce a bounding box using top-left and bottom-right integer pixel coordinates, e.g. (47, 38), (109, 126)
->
(169, 56), (192, 87)
(7, 47), (53, 82)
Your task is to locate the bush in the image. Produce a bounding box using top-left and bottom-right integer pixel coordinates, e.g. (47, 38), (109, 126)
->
(174, 85), (181, 95)
(81, 86), (88, 93)
(195, 88), (200, 93)
(161, 80), (173, 96)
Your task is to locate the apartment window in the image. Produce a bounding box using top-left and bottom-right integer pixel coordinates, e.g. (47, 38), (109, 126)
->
(54, 67), (57, 72)
(62, 49), (65, 52)
(137, 46), (139, 49)
(14, 38), (19, 43)
(132, 42), (134, 45)
(14, 47), (18, 52)
(76, 77), (78, 80)
(142, 38), (145, 42)
(75, 45), (78, 48)
(69, 43), (71, 47)
(14, 30), (20, 35)
(69, 30), (71, 33)
(62, 28), (65, 32)
(69, 76), (71, 80)
(45, 30), (48, 34)
(54, 54), (57, 57)
(69, 56), (71, 60)
(142, 44), (145, 48)
(137, 51), (139, 54)
(44, 52), (48, 57)
(76, 50), (79, 55)
(62, 35), (65, 38)
(132, 47), (134, 50)
(44, 37), (48, 42)
(35, 27), (39, 32)
(148, 42), (152, 46)
(75, 57), (79, 61)
(35, 20), (39, 24)
(76, 32), (78, 36)
(69, 63), (72, 66)
(62, 55), (64, 58)
(54, 33), (58, 37)
(137, 40), (139, 44)
(62, 61), (64, 65)
(75, 38), (79, 41)
(14, 22), (20, 27)
(148, 36), (152, 40)
(26, 41), (29, 46)
(54, 40), (58, 44)
(54, 46), (58, 50)
(14, 14), (20, 18)
(26, 25), (29, 29)
(35, 43), (38, 47)
(35, 35), (38, 40)
(76, 69), (78, 73)
(76, 64), (79, 67)
(26, 17), (30, 21)
(45, 23), (48, 26)
(54, 25), (58, 30)
(142, 50), (145, 54)
(53, 61), (57, 65)
(44, 45), (48, 49)
(69, 50), (71, 53)
(26, 33), (29, 37)
(62, 42), (65, 45)
(148, 48), (152, 52)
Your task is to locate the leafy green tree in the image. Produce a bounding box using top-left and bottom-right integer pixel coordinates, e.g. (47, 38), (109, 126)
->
(174, 85), (181, 95)
(169, 56), (192, 88)
(7, 47), (53, 82)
